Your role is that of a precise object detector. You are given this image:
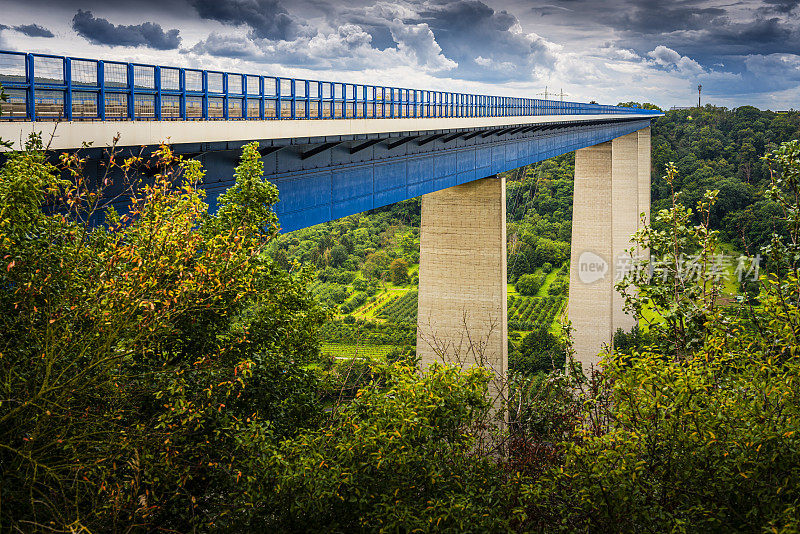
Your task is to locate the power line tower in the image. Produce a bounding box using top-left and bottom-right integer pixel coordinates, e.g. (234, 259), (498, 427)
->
(698, 84), (702, 108)
(555, 88), (569, 101)
(537, 86), (549, 100)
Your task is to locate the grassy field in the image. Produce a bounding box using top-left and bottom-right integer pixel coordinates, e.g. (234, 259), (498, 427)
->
(354, 291), (396, 319)
(320, 343), (397, 360)
(536, 269), (562, 296)
(376, 290), (418, 323)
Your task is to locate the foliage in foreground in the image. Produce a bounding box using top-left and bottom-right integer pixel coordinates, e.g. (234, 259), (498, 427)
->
(0, 139), (327, 531)
(263, 363), (519, 532)
(267, 140), (800, 533)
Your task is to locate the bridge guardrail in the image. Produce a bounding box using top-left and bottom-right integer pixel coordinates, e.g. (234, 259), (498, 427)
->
(0, 50), (661, 122)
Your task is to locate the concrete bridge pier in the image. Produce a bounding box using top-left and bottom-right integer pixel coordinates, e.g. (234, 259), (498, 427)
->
(568, 126), (651, 371)
(414, 125), (650, 392)
(416, 176), (508, 406)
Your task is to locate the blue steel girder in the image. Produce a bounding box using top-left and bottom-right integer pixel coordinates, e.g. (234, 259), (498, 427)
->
(177, 116), (653, 231)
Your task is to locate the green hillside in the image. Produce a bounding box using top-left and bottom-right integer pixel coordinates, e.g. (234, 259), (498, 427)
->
(272, 106), (800, 371)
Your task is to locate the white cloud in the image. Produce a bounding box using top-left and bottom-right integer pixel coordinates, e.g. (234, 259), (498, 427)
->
(388, 19), (457, 71)
(744, 53), (800, 79)
(188, 19), (457, 75)
(611, 48), (641, 61)
(647, 45), (705, 75)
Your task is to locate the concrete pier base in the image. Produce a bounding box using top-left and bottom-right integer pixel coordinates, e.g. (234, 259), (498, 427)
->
(568, 127), (650, 372)
(416, 176), (507, 406)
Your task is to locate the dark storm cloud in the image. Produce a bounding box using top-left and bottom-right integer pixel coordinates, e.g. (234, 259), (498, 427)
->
(758, 0), (800, 14)
(638, 16), (800, 70)
(71, 9), (181, 50)
(609, 2), (727, 33)
(13, 24), (55, 38)
(526, 0), (726, 32)
(703, 17), (800, 54)
(0, 23), (55, 38)
(189, 0), (303, 41)
(526, 0), (799, 71)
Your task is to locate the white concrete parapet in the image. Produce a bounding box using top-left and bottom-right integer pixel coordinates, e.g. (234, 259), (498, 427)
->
(0, 113), (659, 151)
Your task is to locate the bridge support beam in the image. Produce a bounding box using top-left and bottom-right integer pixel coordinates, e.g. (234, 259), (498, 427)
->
(416, 176), (507, 406)
(568, 127), (650, 372)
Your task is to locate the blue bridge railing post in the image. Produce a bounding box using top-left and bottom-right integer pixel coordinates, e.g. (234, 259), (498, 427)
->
(202, 71), (209, 120)
(64, 57), (72, 121)
(98, 60), (105, 120)
(154, 66), (162, 121)
(179, 68), (186, 120)
(126, 64), (135, 120)
(222, 73), (229, 120)
(291, 79), (296, 120)
(258, 76), (265, 120)
(26, 53), (35, 122)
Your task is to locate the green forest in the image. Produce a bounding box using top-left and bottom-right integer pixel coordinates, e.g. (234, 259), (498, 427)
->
(270, 104), (800, 374)
(4, 101), (800, 532)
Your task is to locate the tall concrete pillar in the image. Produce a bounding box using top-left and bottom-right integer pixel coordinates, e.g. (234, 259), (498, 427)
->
(638, 126), (652, 234)
(568, 127), (650, 371)
(569, 141), (614, 371)
(611, 132), (640, 335)
(416, 176), (507, 405)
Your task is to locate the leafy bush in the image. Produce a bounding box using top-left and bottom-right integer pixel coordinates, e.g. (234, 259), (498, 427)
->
(352, 277), (368, 291)
(515, 273), (546, 296)
(0, 139), (327, 531)
(547, 277), (567, 296)
(510, 329), (565, 374)
(263, 363), (517, 532)
(389, 257), (410, 285)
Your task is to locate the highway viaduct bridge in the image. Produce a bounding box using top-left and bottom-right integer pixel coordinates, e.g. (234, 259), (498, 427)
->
(0, 50), (662, 379)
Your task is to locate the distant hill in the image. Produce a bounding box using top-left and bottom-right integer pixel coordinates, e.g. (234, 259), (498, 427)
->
(650, 105), (799, 252)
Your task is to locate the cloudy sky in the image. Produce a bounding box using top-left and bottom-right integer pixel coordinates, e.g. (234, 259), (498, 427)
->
(1, 0), (798, 109)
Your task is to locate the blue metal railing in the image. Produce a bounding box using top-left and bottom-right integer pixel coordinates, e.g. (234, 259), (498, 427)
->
(0, 51), (661, 122)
